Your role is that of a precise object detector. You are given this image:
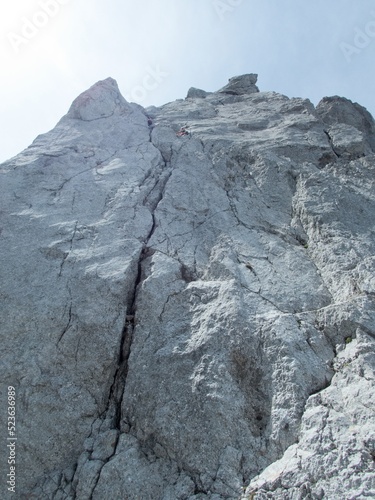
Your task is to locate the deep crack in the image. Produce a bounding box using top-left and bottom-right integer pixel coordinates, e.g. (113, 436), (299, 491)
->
(58, 221), (78, 277)
(324, 130), (340, 158)
(88, 149), (174, 498)
(111, 165), (172, 424)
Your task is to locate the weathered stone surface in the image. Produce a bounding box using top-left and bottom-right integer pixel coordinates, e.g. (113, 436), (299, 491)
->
(0, 75), (374, 499)
(187, 87), (211, 99)
(245, 330), (375, 499)
(317, 95), (375, 152)
(326, 123), (369, 158)
(218, 73), (259, 95)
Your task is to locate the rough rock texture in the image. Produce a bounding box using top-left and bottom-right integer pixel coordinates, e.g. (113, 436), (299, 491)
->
(218, 74), (259, 95)
(187, 87), (211, 99)
(0, 75), (374, 500)
(317, 96), (375, 153)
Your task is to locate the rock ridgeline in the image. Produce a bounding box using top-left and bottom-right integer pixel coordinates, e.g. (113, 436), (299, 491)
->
(0, 74), (374, 499)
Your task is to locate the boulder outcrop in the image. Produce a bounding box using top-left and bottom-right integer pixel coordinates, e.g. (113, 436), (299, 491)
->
(0, 76), (374, 499)
(218, 74), (259, 95)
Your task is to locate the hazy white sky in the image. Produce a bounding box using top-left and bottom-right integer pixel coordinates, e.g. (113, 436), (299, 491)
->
(1, 0), (374, 163)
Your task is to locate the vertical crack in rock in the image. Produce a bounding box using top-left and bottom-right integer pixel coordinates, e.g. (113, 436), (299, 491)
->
(88, 153), (173, 499)
(102, 153), (172, 426)
(58, 221), (78, 277)
(324, 130), (341, 158)
(57, 301), (73, 344)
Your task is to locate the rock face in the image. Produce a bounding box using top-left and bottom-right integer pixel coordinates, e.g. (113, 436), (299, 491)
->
(218, 74), (259, 95)
(0, 76), (374, 500)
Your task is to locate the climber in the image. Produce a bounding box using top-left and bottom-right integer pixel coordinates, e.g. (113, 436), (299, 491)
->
(176, 127), (189, 137)
(147, 116), (153, 127)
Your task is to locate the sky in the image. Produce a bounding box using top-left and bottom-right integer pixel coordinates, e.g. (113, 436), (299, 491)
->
(0, 0), (374, 163)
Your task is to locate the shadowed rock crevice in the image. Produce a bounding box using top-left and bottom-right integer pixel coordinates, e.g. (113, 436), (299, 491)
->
(229, 349), (271, 438)
(82, 149), (176, 499)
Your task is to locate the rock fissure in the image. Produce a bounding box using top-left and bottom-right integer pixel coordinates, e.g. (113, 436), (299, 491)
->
(50, 166), (97, 195)
(102, 159), (174, 427)
(58, 221), (78, 277)
(324, 130), (341, 158)
(86, 151), (176, 497)
(57, 301), (73, 345)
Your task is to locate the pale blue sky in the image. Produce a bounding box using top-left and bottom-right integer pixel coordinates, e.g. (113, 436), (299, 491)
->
(1, 0), (374, 163)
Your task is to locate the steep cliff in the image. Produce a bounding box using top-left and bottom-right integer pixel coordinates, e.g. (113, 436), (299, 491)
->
(0, 75), (374, 499)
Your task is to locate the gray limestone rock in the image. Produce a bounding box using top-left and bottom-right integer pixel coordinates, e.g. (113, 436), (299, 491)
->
(0, 75), (374, 500)
(245, 330), (375, 499)
(317, 95), (375, 152)
(218, 74), (259, 95)
(187, 87), (210, 99)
